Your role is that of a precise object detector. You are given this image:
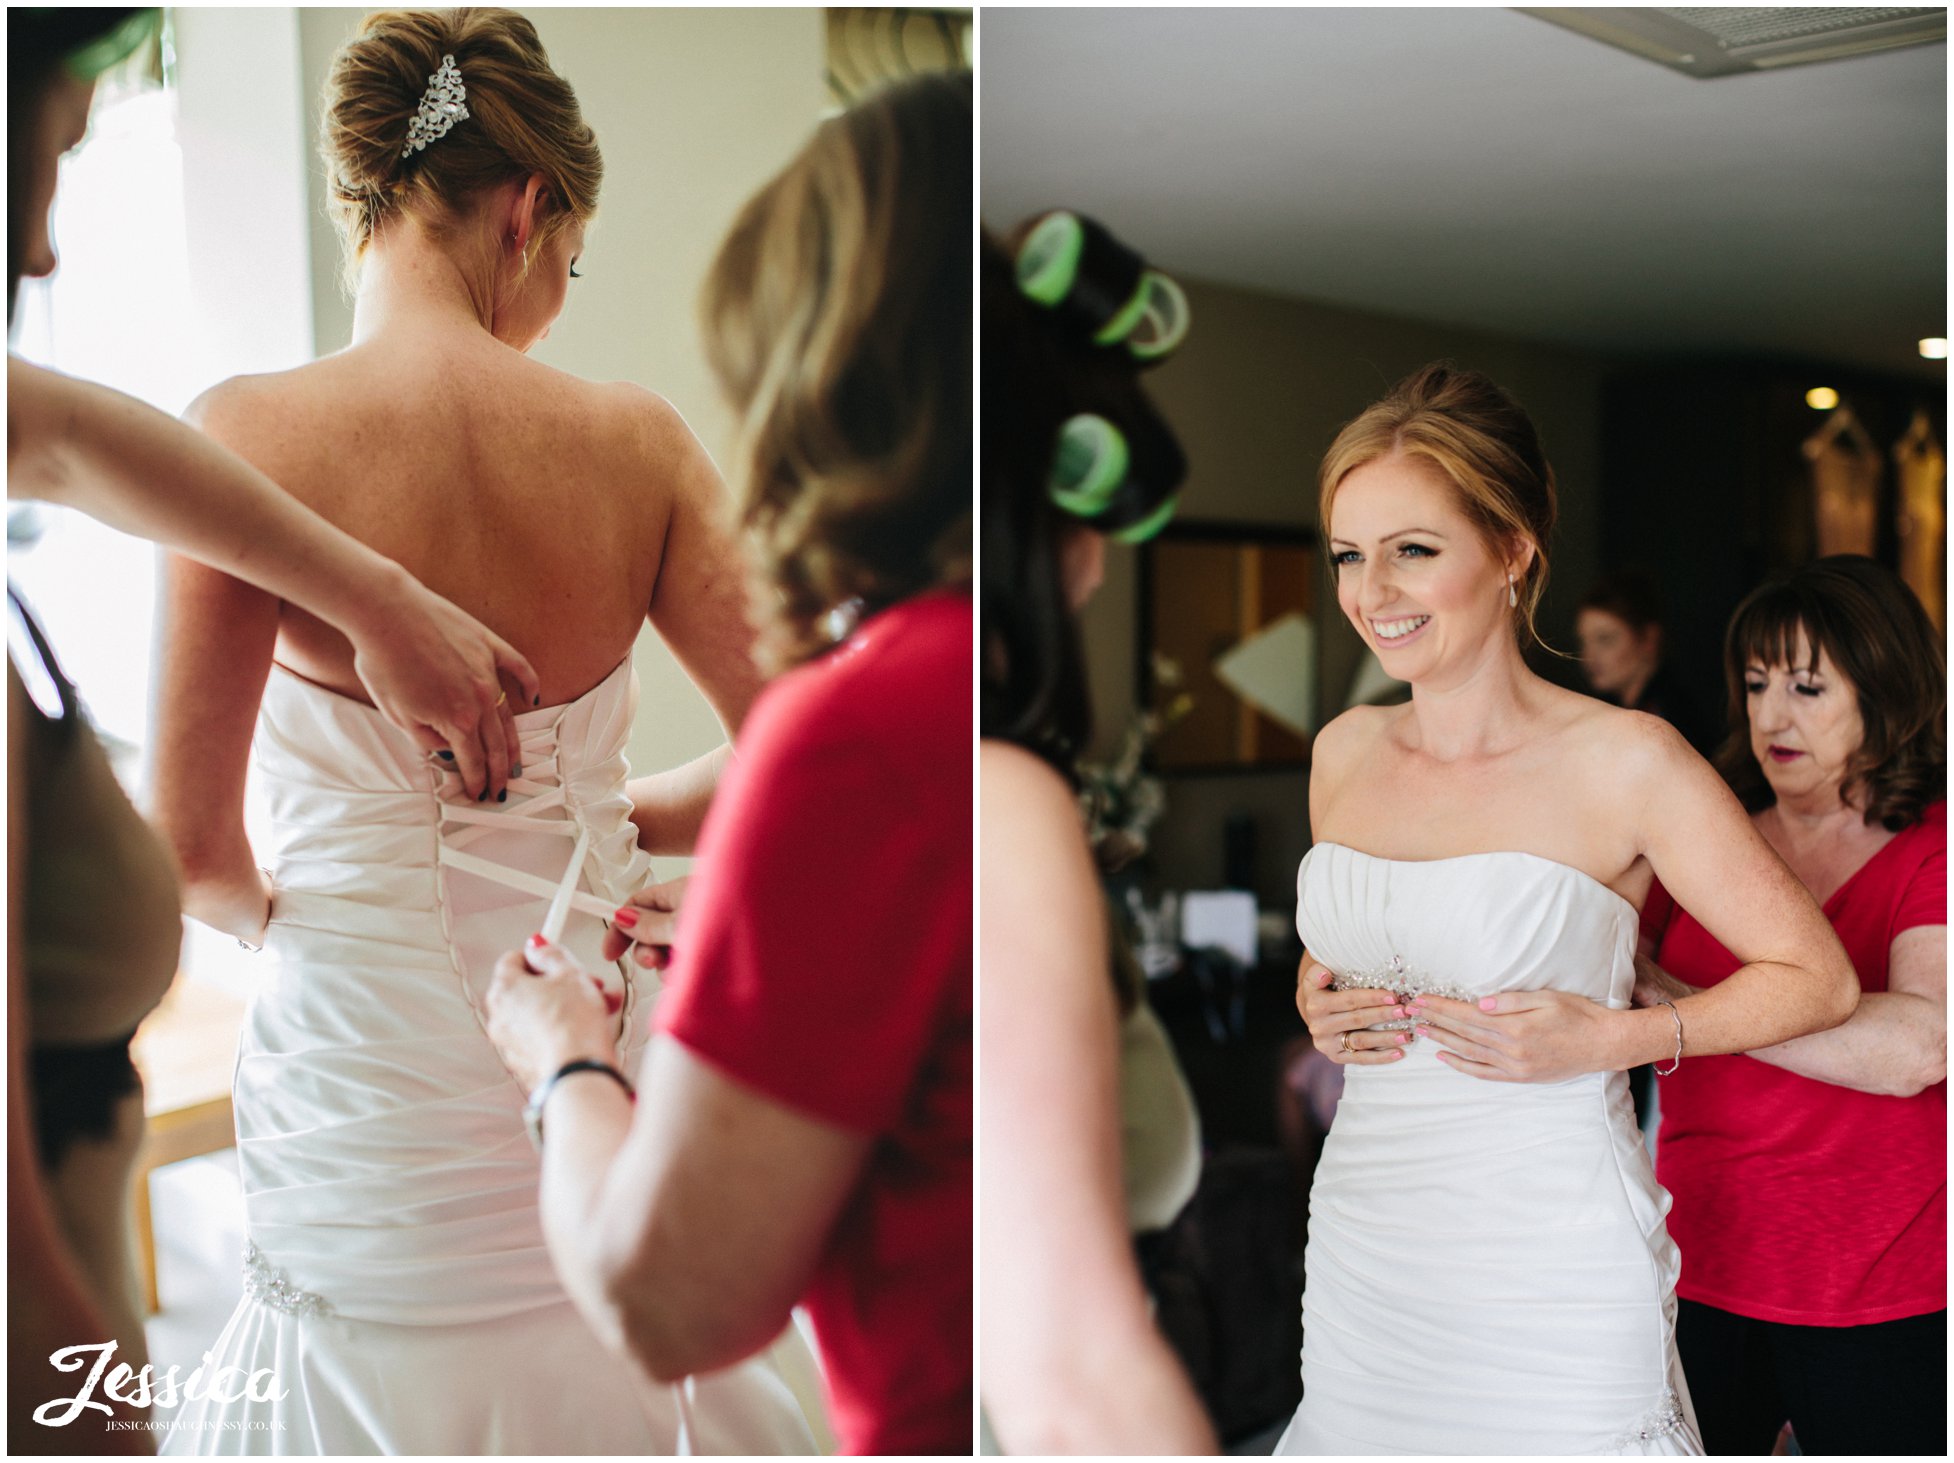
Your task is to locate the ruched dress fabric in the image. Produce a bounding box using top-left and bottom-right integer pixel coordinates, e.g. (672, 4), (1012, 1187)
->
(163, 660), (817, 1457)
(1275, 844), (1703, 1457)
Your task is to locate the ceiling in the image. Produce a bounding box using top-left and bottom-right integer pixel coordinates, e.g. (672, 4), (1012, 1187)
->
(981, 7), (1947, 381)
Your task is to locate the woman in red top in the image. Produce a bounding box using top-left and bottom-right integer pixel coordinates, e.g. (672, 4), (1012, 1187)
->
(1636, 555), (1945, 1454)
(478, 74), (973, 1454)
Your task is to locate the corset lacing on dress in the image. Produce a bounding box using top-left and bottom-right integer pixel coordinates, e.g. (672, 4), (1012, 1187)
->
(431, 713), (643, 1044)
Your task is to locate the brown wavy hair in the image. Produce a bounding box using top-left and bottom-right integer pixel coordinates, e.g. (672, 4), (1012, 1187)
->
(700, 71), (972, 672)
(1716, 555), (1946, 831)
(1319, 363), (1559, 651)
(320, 8), (599, 288)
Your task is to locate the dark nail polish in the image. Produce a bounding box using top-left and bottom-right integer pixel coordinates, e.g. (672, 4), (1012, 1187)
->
(533, 695), (541, 706)
(478, 790), (488, 802)
(497, 790), (507, 803)
(438, 750), (455, 761)
(511, 764), (522, 778)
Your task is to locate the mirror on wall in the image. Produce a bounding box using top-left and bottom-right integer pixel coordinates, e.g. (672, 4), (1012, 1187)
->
(1139, 521), (1320, 773)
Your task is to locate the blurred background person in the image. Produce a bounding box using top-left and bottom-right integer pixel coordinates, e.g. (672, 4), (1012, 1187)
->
(980, 209), (1216, 1454)
(1636, 554), (1945, 1455)
(1577, 568), (1710, 754)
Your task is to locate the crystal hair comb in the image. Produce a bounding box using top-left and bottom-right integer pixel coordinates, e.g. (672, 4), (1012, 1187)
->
(403, 54), (470, 158)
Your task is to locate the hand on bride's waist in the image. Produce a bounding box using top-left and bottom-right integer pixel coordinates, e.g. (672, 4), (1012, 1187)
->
(485, 936), (623, 1091)
(1408, 986), (1635, 1083)
(1301, 957), (1644, 1083)
(1297, 959), (1413, 1067)
(180, 859), (274, 949)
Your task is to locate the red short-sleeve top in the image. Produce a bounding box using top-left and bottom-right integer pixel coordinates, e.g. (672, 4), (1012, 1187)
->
(1641, 800), (1946, 1326)
(655, 591), (973, 1454)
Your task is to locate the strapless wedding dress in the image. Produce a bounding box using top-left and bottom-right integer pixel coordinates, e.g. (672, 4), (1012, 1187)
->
(163, 661), (819, 1456)
(1275, 843), (1702, 1457)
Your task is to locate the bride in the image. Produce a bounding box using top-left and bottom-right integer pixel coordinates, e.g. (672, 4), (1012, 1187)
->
(149, 10), (814, 1454)
(1283, 364), (1856, 1455)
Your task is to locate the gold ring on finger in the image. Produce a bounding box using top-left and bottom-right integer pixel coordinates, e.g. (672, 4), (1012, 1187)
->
(1338, 1030), (1353, 1054)
(494, 689), (508, 708)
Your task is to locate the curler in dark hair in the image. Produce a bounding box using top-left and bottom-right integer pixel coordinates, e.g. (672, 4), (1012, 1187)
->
(982, 219), (1188, 773)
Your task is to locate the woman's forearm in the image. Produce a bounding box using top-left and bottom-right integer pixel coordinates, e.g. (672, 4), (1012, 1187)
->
(1745, 991), (1944, 1097)
(993, 1329), (1215, 1456)
(626, 745), (733, 857)
(1664, 956), (1858, 1058)
(178, 856), (271, 948)
(10, 359), (410, 641)
(534, 1073), (640, 1355)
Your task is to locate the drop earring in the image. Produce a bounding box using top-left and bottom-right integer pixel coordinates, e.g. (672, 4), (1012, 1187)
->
(1508, 575), (1518, 608)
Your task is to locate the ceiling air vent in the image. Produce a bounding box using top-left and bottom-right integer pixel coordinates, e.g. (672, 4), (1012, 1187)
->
(1519, 7), (1947, 77)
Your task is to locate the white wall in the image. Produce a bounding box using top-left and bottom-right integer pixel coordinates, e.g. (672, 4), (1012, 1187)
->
(291, 8), (829, 864)
(175, 8), (315, 381)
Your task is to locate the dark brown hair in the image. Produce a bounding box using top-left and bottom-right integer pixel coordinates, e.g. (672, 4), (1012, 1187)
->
(1716, 555), (1946, 831)
(699, 71), (971, 672)
(980, 228), (1184, 773)
(1320, 363), (1558, 649)
(1578, 568), (1664, 636)
(320, 9), (599, 286)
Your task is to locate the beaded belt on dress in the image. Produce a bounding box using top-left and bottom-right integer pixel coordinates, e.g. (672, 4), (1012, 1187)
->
(1330, 953), (1475, 1031)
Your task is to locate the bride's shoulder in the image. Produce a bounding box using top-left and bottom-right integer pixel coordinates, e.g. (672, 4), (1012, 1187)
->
(1311, 704), (1399, 779)
(1558, 694), (1700, 785)
(182, 368), (326, 468)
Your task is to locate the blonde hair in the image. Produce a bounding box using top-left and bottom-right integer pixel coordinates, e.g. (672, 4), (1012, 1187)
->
(320, 8), (599, 287)
(1320, 362), (1558, 649)
(700, 72), (972, 672)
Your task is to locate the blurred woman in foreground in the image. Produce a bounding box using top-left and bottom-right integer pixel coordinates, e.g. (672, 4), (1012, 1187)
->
(484, 72), (975, 1455)
(979, 211), (1215, 1454)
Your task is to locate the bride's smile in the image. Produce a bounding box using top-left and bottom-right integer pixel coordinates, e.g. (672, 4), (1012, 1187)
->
(1328, 449), (1530, 679)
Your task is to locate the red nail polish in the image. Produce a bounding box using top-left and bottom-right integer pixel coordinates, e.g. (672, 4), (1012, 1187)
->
(613, 909), (638, 929)
(527, 933), (546, 949)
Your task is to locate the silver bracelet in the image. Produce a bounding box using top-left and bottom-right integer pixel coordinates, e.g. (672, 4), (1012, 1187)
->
(1653, 997), (1684, 1076)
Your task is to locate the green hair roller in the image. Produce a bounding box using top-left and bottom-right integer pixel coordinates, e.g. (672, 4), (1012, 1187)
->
(1017, 212), (1086, 309)
(1048, 414), (1130, 517)
(1110, 494), (1180, 545)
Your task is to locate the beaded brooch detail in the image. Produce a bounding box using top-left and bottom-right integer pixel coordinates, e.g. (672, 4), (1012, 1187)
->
(242, 1241), (331, 1318)
(1330, 953), (1477, 1030)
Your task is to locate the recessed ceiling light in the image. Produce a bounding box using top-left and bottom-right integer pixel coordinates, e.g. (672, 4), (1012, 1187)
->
(1920, 338), (1949, 360)
(1806, 387), (1839, 410)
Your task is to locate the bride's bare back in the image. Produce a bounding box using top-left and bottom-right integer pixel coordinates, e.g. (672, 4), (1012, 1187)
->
(190, 329), (754, 714)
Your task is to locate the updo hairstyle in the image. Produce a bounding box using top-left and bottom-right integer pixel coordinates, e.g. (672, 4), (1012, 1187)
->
(320, 8), (599, 284)
(1320, 363), (1558, 649)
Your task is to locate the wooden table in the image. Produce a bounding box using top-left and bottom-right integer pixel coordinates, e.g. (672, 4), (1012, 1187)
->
(129, 978), (246, 1313)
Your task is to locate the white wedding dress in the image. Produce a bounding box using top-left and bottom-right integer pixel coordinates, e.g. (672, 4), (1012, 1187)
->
(163, 660), (819, 1456)
(1275, 843), (1703, 1457)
